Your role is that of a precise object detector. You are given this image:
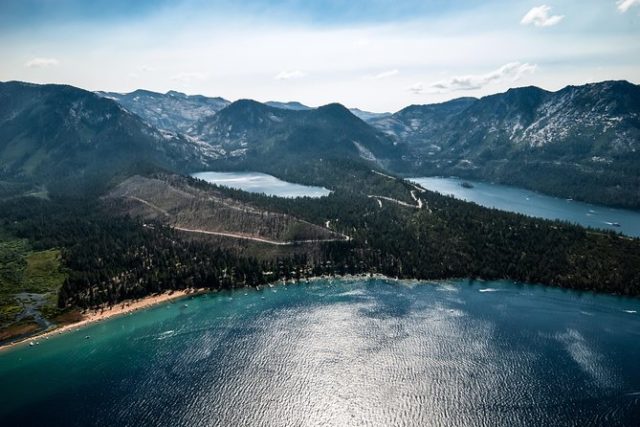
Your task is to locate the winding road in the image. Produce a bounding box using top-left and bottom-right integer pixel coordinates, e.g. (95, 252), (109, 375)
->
(173, 226), (350, 245)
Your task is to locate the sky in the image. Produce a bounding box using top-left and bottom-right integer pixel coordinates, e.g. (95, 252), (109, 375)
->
(1, 0), (639, 112)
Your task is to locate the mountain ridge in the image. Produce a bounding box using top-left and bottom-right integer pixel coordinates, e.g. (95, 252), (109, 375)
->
(2, 79), (639, 208)
(96, 89), (230, 134)
(370, 80), (640, 208)
(194, 98), (404, 182)
(0, 81), (214, 195)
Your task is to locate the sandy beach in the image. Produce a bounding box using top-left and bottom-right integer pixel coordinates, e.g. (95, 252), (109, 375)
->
(0, 288), (208, 352)
(0, 274), (384, 352)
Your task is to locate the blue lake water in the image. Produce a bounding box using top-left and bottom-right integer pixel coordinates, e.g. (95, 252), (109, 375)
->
(411, 176), (640, 238)
(1, 278), (639, 426)
(191, 171), (331, 198)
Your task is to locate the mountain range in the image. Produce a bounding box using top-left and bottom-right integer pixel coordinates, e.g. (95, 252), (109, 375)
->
(0, 82), (218, 195)
(96, 89), (230, 134)
(2, 79), (639, 208)
(369, 81), (640, 207)
(193, 99), (402, 178)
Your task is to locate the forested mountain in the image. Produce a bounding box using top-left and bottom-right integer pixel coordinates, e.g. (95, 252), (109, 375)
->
(2, 80), (639, 207)
(263, 101), (388, 122)
(194, 100), (405, 179)
(349, 108), (392, 122)
(265, 101), (311, 111)
(0, 82), (214, 195)
(97, 89), (230, 134)
(95, 80), (640, 208)
(1, 80), (640, 342)
(368, 97), (476, 138)
(0, 81), (405, 196)
(372, 81), (640, 208)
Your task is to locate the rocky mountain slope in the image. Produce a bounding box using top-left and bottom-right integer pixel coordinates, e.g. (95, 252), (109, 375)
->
(96, 91), (398, 179)
(372, 81), (640, 208)
(263, 101), (388, 122)
(194, 100), (404, 180)
(265, 101), (311, 111)
(97, 89), (230, 134)
(0, 82), (214, 195)
(2, 79), (639, 208)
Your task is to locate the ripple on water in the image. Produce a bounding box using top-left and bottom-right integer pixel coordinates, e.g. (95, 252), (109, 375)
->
(1, 278), (639, 426)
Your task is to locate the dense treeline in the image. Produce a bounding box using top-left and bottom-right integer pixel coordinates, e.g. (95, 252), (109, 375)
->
(2, 164), (640, 315)
(332, 195), (640, 295)
(191, 169), (640, 296)
(0, 197), (315, 309)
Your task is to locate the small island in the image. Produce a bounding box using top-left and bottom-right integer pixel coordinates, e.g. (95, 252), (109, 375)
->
(460, 181), (474, 189)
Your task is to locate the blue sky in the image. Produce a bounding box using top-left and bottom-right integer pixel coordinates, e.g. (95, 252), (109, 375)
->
(1, 0), (639, 111)
(0, 0), (481, 27)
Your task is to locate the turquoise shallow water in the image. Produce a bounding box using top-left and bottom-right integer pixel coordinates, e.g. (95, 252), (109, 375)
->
(411, 176), (640, 238)
(191, 171), (331, 198)
(1, 278), (640, 426)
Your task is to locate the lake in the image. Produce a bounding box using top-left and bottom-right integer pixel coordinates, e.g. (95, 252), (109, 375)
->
(411, 176), (640, 238)
(1, 278), (639, 426)
(191, 171), (331, 198)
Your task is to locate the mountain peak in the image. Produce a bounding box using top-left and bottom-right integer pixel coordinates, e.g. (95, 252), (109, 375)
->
(129, 88), (162, 97)
(224, 99), (271, 113)
(0, 81), (209, 195)
(265, 101), (311, 111)
(166, 90), (187, 97)
(316, 103), (355, 117)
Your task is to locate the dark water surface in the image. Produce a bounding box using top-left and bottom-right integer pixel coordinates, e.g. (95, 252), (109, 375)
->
(411, 176), (640, 238)
(1, 278), (639, 426)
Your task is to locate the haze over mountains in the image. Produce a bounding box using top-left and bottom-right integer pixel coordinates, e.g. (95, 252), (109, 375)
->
(1, 79), (639, 208)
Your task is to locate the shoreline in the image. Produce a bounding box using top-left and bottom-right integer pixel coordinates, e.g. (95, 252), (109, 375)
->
(0, 274), (382, 352)
(0, 288), (208, 352)
(1, 273), (637, 352)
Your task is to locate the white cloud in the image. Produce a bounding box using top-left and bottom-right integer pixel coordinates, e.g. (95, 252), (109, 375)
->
(7, 5), (638, 112)
(408, 82), (425, 95)
(365, 69), (399, 80)
(427, 62), (537, 93)
(275, 70), (306, 80)
(617, 0), (640, 12)
(521, 5), (564, 27)
(24, 57), (60, 68)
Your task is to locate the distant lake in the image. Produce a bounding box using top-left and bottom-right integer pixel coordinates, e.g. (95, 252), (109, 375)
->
(1, 278), (639, 425)
(412, 176), (640, 238)
(191, 171), (331, 198)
